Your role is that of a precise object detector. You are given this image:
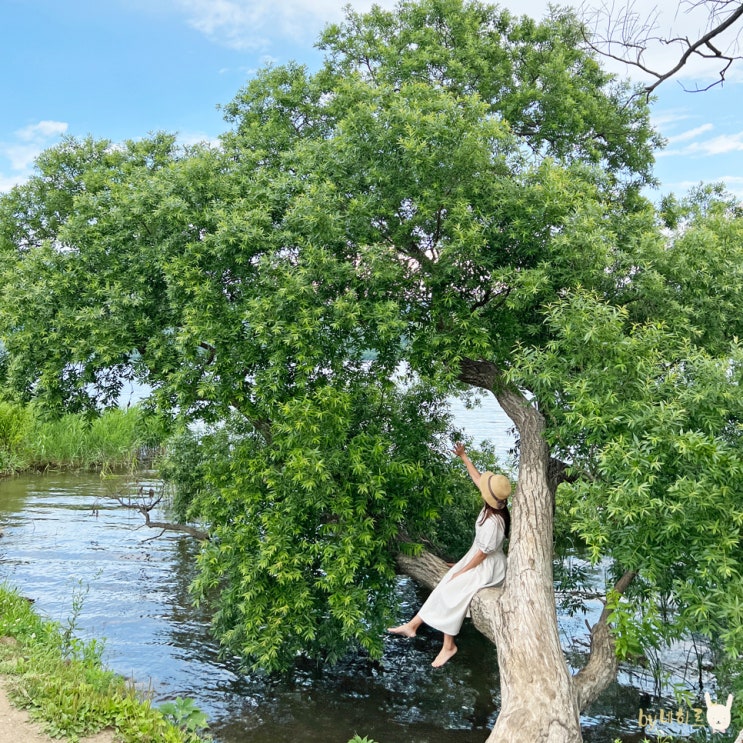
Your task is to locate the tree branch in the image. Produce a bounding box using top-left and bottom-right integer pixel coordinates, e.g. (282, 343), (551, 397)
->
(137, 509), (211, 541)
(198, 341), (217, 365)
(547, 455), (579, 493)
(395, 550), (503, 645)
(582, 0), (743, 98)
(457, 356), (500, 392)
(572, 569), (637, 711)
(456, 355), (539, 433)
(397, 552), (636, 711)
(112, 486), (211, 542)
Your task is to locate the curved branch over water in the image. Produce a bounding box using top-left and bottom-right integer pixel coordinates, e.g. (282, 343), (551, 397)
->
(111, 485), (210, 542)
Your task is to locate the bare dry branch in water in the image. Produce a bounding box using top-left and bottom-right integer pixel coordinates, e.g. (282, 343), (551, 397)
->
(110, 481), (210, 541)
(581, 0), (743, 98)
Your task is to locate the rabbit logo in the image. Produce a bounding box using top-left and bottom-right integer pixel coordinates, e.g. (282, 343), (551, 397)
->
(705, 692), (732, 733)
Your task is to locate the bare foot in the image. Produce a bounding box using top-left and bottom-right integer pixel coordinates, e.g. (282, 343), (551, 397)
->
(387, 624), (417, 638)
(431, 645), (457, 667)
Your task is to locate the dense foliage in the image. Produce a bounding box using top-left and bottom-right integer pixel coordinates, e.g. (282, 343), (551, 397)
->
(184, 385), (472, 667)
(1, 0), (742, 687)
(511, 189), (743, 656)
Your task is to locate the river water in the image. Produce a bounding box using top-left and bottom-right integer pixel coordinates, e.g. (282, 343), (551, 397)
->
(0, 397), (705, 742)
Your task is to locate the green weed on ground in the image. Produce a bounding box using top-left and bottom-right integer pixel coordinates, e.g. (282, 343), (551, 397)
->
(0, 584), (208, 742)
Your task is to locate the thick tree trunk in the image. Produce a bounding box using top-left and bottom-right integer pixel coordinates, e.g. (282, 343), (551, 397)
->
(397, 358), (631, 740)
(445, 358), (581, 741)
(402, 432), (582, 741)
(485, 384), (582, 742)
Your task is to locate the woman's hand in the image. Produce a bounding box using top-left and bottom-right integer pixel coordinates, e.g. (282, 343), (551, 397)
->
(453, 441), (482, 485)
(448, 549), (487, 581)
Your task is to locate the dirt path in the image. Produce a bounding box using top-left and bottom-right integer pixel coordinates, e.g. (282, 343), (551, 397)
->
(0, 679), (115, 743)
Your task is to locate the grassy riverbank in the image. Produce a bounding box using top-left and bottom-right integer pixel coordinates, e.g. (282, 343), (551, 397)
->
(0, 403), (165, 475)
(0, 585), (208, 742)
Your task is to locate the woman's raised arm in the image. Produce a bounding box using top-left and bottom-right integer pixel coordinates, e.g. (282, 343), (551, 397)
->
(452, 442), (482, 487)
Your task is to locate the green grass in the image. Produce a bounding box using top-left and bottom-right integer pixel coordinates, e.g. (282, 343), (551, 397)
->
(0, 401), (166, 475)
(0, 584), (208, 742)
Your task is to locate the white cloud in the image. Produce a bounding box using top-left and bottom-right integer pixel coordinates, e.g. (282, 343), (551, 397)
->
(16, 120), (69, 142)
(668, 175), (743, 200)
(176, 130), (221, 148)
(719, 175), (743, 199)
(174, 0), (397, 50)
(665, 123), (715, 144)
(3, 143), (48, 172)
(660, 131), (743, 158)
(692, 132), (743, 156)
(176, 0), (269, 50)
(0, 119), (68, 193)
(172, 0), (743, 91)
(0, 174), (24, 193)
(720, 175), (743, 187)
(650, 109), (694, 131)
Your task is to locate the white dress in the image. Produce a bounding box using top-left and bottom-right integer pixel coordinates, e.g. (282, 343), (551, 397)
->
(418, 508), (507, 636)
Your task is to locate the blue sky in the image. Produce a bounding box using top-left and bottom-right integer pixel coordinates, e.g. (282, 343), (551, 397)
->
(2, 0), (743, 198)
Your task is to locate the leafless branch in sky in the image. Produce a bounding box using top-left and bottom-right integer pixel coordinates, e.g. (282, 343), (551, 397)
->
(581, 0), (743, 98)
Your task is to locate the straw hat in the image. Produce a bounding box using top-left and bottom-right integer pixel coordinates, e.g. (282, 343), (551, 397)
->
(478, 471), (511, 508)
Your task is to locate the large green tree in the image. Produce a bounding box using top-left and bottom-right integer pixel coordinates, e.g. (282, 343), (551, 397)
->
(2, 1), (743, 741)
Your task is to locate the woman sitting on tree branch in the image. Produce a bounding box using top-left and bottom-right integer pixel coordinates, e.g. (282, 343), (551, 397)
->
(388, 442), (510, 667)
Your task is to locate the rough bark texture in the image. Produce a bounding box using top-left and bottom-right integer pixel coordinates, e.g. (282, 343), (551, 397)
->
(487, 383), (582, 742)
(395, 357), (632, 740)
(396, 552), (634, 718)
(419, 357), (581, 740)
(573, 570), (636, 711)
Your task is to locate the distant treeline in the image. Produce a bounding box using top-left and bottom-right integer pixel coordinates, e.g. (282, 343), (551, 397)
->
(0, 401), (166, 475)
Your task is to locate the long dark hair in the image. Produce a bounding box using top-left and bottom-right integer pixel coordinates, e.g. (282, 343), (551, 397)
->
(479, 502), (510, 539)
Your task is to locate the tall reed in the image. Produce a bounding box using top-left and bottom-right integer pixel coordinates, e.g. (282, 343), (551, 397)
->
(0, 402), (165, 475)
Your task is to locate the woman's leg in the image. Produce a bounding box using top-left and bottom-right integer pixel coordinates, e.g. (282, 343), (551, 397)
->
(431, 633), (457, 667)
(387, 614), (423, 638)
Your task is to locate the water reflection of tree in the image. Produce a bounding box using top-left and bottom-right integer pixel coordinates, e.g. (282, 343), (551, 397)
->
(161, 535), (226, 667)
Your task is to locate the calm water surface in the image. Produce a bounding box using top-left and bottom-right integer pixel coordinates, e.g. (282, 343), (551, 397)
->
(0, 399), (700, 742)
